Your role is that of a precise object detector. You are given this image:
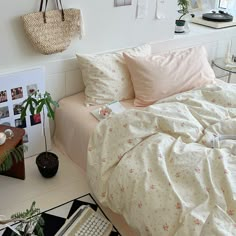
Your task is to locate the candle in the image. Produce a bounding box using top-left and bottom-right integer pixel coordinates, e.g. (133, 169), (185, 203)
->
(0, 132), (6, 145)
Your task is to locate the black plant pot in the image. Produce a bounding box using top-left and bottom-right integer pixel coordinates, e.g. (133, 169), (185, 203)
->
(36, 152), (59, 178)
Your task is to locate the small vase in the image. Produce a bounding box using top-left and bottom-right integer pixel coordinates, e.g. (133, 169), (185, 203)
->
(175, 19), (186, 33)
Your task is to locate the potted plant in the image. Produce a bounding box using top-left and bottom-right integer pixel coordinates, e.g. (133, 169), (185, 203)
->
(20, 90), (59, 178)
(0, 201), (44, 236)
(175, 0), (190, 33)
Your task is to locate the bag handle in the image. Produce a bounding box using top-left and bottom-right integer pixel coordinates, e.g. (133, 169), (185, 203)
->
(55, 0), (65, 21)
(39, 0), (45, 12)
(39, 0), (65, 23)
(39, 0), (48, 23)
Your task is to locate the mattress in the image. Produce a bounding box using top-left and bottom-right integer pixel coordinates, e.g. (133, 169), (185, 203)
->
(54, 92), (140, 171)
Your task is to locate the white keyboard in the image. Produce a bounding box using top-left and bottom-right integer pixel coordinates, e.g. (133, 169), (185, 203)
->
(55, 205), (113, 236)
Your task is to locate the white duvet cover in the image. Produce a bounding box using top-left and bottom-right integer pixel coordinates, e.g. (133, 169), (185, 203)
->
(87, 82), (236, 236)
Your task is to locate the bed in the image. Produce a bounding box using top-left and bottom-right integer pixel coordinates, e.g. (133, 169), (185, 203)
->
(87, 81), (236, 235)
(54, 92), (142, 171)
(54, 44), (236, 235)
(54, 44), (152, 171)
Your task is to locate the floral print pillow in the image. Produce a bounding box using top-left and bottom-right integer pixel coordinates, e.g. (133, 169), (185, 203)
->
(76, 44), (151, 106)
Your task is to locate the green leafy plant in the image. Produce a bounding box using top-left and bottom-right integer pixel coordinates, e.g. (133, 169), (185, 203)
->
(178, 0), (190, 20)
(20, 90), (59, 154)
(0, 145), (28, 172)
(10, 201), (44, 236)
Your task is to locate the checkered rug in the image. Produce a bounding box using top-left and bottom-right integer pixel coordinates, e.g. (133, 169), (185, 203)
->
(0, 193), (120, 236)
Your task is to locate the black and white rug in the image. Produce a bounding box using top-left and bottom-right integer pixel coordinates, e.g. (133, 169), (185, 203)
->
(0, 193), (120, 236)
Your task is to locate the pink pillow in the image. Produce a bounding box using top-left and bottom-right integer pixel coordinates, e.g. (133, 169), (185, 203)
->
(124, 46), (216, 107)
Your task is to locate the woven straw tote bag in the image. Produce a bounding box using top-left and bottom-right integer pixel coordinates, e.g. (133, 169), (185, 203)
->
(22, 0), (84, 55)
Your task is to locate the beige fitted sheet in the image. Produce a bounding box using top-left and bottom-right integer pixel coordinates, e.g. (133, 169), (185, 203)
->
(54, 92), (139, 171)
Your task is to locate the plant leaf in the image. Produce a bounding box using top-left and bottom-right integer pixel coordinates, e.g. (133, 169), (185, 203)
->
(36, 100), (45, 114)
(0, 145), (27, 172)
(19, 91), (58, 122)
(45, 99), (54, 119)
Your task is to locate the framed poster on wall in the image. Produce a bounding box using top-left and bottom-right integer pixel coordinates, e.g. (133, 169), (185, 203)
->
(190, 0), (211, 10)
(190, 0), (200, 10)
(0, 67), (51, 158)
(219, 0), (228, 8)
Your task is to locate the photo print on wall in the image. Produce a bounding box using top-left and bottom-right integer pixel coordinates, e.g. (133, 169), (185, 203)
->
(0, 106), (10, 119)
(15, 118), (27, 129)
(0, 67), (51, 158)
(30, 114), (41, 126)
(0, 90), (8, 103)
(27, 84), (38, 96)
(11, 87), (23, 100)
(13, 103), (23, 115)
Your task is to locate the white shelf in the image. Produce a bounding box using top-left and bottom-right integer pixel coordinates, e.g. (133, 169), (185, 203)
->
(152, 22), (236, 55)
(174, 22), (236, 40)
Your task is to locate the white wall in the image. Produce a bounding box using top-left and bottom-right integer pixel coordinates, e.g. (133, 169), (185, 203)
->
(1, 0), (236, 143)
(0, 0), (176, 68)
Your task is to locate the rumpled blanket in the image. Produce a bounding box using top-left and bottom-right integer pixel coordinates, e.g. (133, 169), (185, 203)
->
(87, 82), (236, 235)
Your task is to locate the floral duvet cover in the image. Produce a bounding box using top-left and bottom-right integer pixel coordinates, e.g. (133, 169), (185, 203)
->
(87, 82), (236, 236)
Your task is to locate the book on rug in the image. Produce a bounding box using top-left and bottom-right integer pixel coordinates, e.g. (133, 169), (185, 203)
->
(91, 101), (126, 121)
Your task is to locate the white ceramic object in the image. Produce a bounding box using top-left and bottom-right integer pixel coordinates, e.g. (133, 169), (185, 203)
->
(4, 129), (14, 139)
(175, 24), (185, 33)
(0, 132), (6, 145)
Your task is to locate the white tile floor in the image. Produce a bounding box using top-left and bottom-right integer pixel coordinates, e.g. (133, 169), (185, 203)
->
(0, 145), (138, 236)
